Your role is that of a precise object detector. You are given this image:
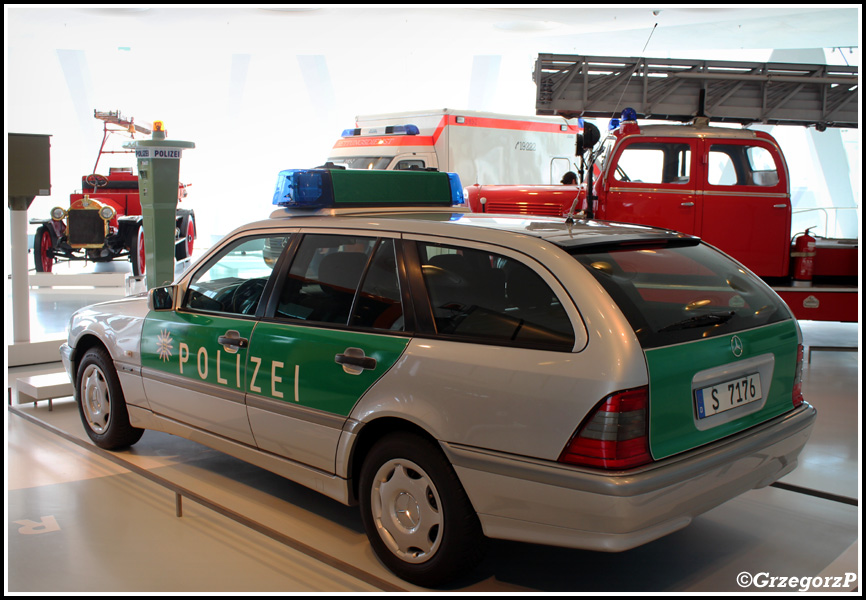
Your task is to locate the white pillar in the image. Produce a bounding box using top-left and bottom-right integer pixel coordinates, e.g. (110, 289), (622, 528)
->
(10, 207), (31, 342)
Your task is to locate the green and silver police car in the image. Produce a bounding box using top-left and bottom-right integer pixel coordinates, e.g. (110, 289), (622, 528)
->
(61, 168), (816, 587)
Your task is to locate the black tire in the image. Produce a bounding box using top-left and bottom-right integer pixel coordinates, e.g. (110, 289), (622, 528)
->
(359, 432), (486, 587)
(75, 346), (144, 449)
(130, 224), (145, 277)
(175, 213), (195, 260)
(33, 225), (54, 273)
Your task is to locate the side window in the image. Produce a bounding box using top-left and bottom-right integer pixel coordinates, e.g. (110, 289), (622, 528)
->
(708, 144), (779, 187)
(394, 159), (426, 170)
(351, 238), (404, 330)
(274, 233), (391, 327)
(184, 235), (290, 316)
(613, 142), (691, 184)
(417, 242), (575, 350)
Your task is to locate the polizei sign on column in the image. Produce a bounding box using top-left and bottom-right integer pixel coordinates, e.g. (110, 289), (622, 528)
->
(135, 147), (185, 159)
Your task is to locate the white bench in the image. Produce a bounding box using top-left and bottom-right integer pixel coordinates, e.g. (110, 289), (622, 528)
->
(15, 373), (74, 411)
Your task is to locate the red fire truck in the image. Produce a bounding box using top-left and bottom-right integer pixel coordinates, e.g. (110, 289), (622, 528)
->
(30, 110), (196, 276)
(466, 55), (858, 322)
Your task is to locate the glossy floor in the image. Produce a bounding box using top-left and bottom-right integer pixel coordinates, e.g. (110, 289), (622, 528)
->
(5, 282), (860, 592)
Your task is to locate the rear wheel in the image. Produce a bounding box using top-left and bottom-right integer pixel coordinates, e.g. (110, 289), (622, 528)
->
(76, 346), (144, 449)
(176, 214), (195, 260)
(359, 432), (485, 587)
(130, 224), (145, 277)
(33, 226), (54, 273)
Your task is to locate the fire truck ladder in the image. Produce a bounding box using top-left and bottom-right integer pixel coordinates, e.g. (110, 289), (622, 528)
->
(534, 54), (858, 129)
(91, 109), (152, 174)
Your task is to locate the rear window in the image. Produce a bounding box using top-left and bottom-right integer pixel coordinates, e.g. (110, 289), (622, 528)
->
(571, 242), (791, 348)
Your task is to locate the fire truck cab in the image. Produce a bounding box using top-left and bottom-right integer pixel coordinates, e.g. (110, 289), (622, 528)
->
(590, 117), (792, 279)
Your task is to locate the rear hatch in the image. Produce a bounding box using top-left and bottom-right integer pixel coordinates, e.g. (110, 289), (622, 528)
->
(571, 239), (801, 460)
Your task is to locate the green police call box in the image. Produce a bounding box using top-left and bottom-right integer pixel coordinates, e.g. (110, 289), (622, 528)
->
(124, 123), (194, 290)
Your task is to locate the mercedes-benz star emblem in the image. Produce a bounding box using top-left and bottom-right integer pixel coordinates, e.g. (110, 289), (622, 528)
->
(731, 335), (744, 357)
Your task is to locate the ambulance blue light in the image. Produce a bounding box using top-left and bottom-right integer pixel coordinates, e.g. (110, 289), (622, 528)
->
(340, 124), (420, 137)
(609, 118), (621, 130)
(621, 107), (638, 122)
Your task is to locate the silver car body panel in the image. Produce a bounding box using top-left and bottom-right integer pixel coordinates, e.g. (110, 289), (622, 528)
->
(65, 294), (150, 409)
(445, 403), (815, 551)
(63, 209), (816, 554)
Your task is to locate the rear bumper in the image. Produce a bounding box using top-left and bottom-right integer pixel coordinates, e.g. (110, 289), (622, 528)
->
(444, 403), (816, 552)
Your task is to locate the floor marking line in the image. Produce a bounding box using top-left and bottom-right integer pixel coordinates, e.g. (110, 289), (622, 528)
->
(9, 405), (408, 593)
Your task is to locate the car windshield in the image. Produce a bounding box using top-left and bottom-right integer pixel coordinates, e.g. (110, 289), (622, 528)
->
(326, 156), (393, 170)
(570, 241), (790, 349)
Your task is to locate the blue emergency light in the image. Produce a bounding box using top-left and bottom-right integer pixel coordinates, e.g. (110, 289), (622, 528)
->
(272, 168), (464, 209)
(621, 107), (638, 122)
(340, 124), (420, 137)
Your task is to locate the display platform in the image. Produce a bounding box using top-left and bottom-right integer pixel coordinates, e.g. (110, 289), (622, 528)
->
(6, 322), (859, 592)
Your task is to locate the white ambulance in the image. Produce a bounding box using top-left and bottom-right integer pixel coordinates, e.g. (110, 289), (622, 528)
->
(327, 108), (582, 185)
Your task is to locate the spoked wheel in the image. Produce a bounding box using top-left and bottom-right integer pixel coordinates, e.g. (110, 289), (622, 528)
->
(359, 432), (485, 587)
(33, 226), (54, 273)
(180, 215), (195, 260)
(76, 346), (144, 449)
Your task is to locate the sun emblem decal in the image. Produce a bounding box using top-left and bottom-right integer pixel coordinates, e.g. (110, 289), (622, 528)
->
(156, 329), (174, 362)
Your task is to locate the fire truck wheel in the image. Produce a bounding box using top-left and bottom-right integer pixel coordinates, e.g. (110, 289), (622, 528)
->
(33, 226), (54, 273)
(131, 225), (146, 277)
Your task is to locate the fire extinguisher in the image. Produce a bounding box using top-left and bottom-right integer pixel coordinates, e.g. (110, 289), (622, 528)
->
(791, 228), (816, 285)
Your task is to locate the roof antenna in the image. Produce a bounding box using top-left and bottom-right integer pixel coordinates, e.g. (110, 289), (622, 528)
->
(642, 22), (658, 54)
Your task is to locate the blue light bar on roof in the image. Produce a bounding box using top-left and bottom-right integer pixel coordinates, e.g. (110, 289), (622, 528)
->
(273, 168), (463, 209)
(340, 124), (420, 137)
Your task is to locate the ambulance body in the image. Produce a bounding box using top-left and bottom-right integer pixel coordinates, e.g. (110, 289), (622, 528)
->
(327, 109), (581, 186)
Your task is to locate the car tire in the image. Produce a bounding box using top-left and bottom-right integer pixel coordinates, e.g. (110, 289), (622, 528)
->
(359, 432), (486, 587)
(33, 225), (54, 273)
(76, 346), (144, 449)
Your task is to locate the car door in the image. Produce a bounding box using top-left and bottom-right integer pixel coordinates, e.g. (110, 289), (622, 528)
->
(140, 232), (292, 445)
(698, 139), (790, 277)
(601, 138), (699, 235)
(244, 232), (411, 472)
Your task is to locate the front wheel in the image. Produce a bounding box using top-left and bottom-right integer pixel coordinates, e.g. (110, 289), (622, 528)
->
(75, 346), (144, 449)
(33, 226), (54, 273)
(359, 432), (485, 587)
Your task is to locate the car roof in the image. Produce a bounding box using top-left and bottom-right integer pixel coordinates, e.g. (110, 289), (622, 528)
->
(240, 207), (694, 251)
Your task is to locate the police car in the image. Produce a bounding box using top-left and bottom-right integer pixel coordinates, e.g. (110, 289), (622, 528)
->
(61, 167), (816, 587)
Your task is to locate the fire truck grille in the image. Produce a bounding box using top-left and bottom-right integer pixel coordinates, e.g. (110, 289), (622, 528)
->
(486, 201), (564, 217)
(67, 210), (106, 247)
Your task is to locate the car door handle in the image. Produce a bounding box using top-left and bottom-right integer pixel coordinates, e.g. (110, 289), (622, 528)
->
(680, 201), (695, 207)
(773, 204), (788, 209)
(218, 330), (249, 351)
(335, 348), (377, 374)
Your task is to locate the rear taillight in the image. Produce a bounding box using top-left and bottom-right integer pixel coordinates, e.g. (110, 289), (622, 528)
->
(558, 386), (652, 470)
(792, 344), (805, 407)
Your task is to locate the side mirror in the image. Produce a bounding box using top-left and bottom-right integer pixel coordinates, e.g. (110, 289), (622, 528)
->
(576, 122), (601, 155)
(148, 285), (176, 311)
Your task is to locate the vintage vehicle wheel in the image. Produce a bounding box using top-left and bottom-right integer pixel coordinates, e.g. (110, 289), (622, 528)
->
(33, 226), (54, 273)
(131, 224), (146, 277)
(175, 213), (195, 260)
(359, 432), (485, 587)
(76, 346), (144, 450)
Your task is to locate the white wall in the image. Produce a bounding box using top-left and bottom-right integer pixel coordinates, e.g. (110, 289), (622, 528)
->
(5, 7), (860, 250)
